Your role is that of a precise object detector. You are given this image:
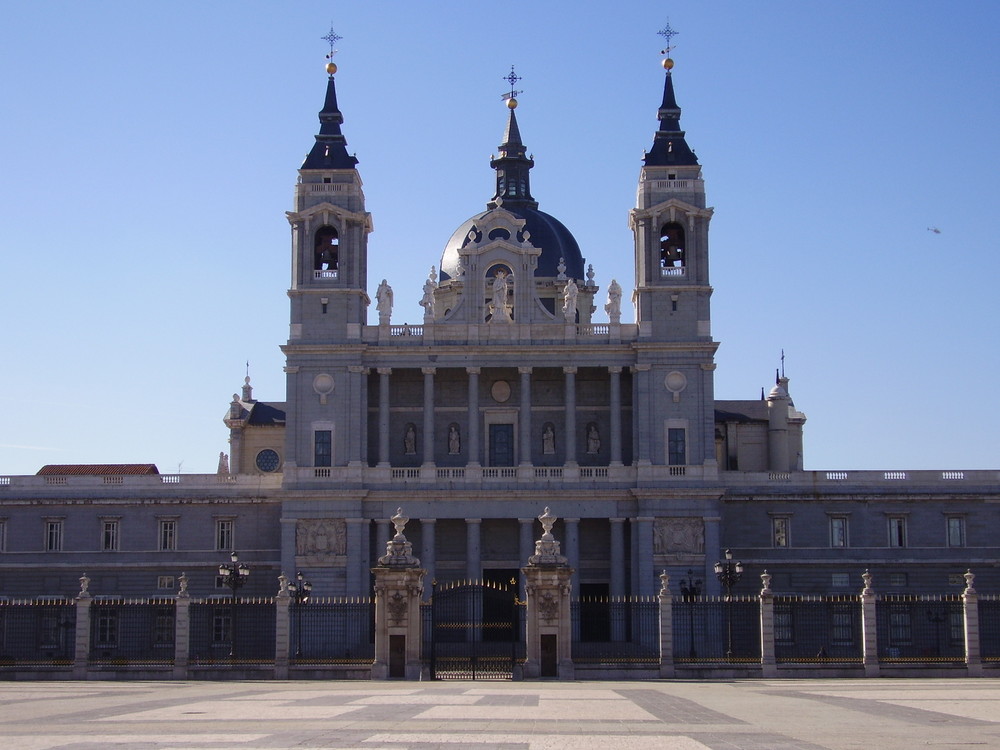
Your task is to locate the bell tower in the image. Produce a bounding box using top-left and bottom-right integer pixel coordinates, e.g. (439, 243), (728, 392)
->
(282, 31), (372, 484)
(629, 25), (719, 474)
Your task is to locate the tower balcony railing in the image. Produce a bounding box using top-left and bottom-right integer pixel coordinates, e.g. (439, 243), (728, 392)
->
(313, 269), (338, 280)
(660, 265), (685, 277)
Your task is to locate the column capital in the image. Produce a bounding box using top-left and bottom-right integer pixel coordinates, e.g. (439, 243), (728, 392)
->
(421, 367), (436, 375)
(464, 518), (483, 525)
(563, 518), (581, 524)
(631, 364), (651, 373)
(607, 366), (622, 375)
(562, 366), (578, 375)
(377, 367), (392, 376)
(348, 365), (369, 374)
(418, 518), (437, 525)
(609, 517), (626, 524)
(466, 367), (481, 375)
(518, 366), (533, 375)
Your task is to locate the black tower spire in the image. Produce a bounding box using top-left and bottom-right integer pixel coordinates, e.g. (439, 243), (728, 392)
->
(302, 28), (358, 170)
(488, 67), (537, 210)
(644, 25), (698, 167)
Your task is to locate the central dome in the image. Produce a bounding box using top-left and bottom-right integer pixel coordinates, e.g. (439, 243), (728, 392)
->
(439, 205), (584, 281)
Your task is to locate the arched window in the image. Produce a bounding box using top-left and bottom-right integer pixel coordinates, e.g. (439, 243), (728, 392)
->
(314, 227), (339, 273)
(659, 222), (685, 268)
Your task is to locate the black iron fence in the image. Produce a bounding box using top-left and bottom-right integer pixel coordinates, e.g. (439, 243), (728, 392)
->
(189, 597), (275, 665)
(0, 599), (76, 666)
(570, 597), (659, 665)
(89, 599), (175, 666)
(875, 595), (965, 663)
(672, 596), (761, 663)
(289, 597), (374, 664)
(981, 596), (1000, 662)
(773, 596), (863, 664)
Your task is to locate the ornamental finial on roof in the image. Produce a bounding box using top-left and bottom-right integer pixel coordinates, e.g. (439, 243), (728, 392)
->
(322, 24), (343, 75)
(502, 65), (523, 110)
(657, 20), (679, 71)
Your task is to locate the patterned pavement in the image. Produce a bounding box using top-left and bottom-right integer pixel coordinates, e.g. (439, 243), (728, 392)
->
(0, 679), (997, 749)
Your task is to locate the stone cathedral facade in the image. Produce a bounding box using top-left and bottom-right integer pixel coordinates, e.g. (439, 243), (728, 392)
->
(1, 53), (997, 601)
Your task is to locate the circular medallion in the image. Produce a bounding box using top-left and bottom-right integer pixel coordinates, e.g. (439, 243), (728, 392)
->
(491, 380), (511, 403)
(664, 371), (688, 394)
(313, 373), (335, 396)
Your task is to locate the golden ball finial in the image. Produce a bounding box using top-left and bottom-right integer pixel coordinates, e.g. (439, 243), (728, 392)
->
(662, 58), (674, 71)
(326, 61), (338, 75)
(507, 97), (518, 109)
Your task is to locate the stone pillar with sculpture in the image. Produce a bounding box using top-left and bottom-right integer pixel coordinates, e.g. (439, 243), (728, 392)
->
(962, 570), (983, 676)
(860, 569), (880, 677)
(371, 508), (426, 680)
(759, 570), (777, 678)
(521, 507), (575, 679)
(73, 573), (92, 679)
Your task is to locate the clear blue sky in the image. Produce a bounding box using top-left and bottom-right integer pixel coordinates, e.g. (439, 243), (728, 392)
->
(1, 1), (997, 475)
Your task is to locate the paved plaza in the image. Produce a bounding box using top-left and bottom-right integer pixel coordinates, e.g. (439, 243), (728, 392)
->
(0, 679), (996, 749)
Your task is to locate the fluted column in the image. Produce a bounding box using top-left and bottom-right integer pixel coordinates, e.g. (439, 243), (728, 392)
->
(422, 367), (436, 466)
(466, 367), (481, 467)
(519, 367), (532, 466)
(377, 368), (391, 467)
(609, 518), (626, 598)
(465, 519), (482, 581)
(633, 364), (651, 465)
(608, 366), (623, 466)
(563, 366), (577, 466)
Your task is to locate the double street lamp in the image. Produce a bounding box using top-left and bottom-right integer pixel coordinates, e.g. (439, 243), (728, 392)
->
(714, 549), (744, 661)
(219, 551), (250, 657)
(288, 571), (313, 658)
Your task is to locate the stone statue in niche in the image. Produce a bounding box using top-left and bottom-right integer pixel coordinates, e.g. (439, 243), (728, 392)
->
(586, 423), (601, 454)
(542, 423), (556, 455)
(403, 424), (417, 455)
(490, 269), (512, 323)
(375, 279), (393, 321)
(653, 518), (705, 555)
(448, 424), (461, 455)
(296, 518), (347, 558)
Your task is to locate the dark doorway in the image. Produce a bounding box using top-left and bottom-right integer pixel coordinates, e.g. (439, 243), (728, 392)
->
(540, 633), (558, 677)
(389, 634), (406, 678)
(489, 424), (515, 466)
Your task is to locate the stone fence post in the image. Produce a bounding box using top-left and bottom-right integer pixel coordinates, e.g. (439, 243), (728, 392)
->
(274, 573), (291, 680)
(522, 507), (574, 679)
(72, 573), (92, 679)
(759, 571), (777, 678)
(658, 570), (674, 678)
(371, 508), (425, 680)
(962, 570), (983, 677)
(173, 573), (191, 679)
(860, 570), (879, 677)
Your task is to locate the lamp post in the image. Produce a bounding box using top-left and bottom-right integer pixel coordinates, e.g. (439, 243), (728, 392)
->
(219, 551), (250, 657)
(288, 571), (313, 658)
(714, 549), (744, 661)
(679, 569), (702, 659)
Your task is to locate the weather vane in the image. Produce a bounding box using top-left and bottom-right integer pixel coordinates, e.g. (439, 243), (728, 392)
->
(322, 25), (342, 61)
(501, 65), (523, 103)
(657, 20), (679, 56)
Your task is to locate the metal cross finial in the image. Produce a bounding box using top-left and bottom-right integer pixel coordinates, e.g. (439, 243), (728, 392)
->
(657, 20), (679, 55)
(322, 25), (342, 59)
(502, 65), (523, 101)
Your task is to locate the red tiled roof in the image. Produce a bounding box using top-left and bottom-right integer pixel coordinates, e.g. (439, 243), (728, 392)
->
(36, 464), (160, 476)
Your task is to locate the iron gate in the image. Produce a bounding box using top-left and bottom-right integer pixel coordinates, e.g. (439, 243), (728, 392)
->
(426, 580), (523, 679)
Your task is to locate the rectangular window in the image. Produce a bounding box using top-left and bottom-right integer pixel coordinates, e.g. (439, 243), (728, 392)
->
(774, 605), (793, 644)
(153, 607), (175, 647)
(831, 605), (855, 646)
(101, 520), (119, 552)
(216, 520), (234, 551)
(158, 520), (177, 551)
(315, 429), (332, 467)
(667, 428), (686, 466)
(212, 612), (232, 643)
(888, 608), (912, 645)
(831, 573), (850, 588)
(157, 575), (175, 590)
(829, 517), (848, 548)
(889, 572), (907, 588)
(949, 611), (964, 645)
(947, 517), (965, 548)
(95, 610), (118, 647)
(888, 516), (907, 548)
(772, 517), (789, 548)
(45, 520), (63, 552)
